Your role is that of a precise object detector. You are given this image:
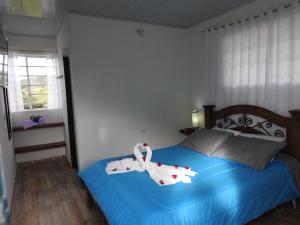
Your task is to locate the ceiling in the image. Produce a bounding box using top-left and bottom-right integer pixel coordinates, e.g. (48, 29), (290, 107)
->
(0, 0), (256, 36)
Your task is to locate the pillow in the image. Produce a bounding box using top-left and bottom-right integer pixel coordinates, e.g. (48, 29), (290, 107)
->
(239, 133), (285, 142)
(213, 127), (242, 136)
(180, 128), (234, 156)
(210, 136), (286, 171)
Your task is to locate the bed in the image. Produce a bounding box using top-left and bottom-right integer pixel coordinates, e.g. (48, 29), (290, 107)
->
(79, 105), (300, 225)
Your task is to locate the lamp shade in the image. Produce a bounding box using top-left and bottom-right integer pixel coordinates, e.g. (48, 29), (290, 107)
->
(192, 109), (204, 128)
(192, 110), (200, 128)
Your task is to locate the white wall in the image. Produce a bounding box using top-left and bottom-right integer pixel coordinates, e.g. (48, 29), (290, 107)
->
(12, 109), (66, 163)
(0, 88), (15, 210)
(187, 29), (206, 111)
(7, 34), (57, 52)
(68, 14), (191, 170)
(188, 0), (292, 110)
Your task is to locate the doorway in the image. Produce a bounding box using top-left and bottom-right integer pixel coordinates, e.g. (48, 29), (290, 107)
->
(63, 57), (78, 169)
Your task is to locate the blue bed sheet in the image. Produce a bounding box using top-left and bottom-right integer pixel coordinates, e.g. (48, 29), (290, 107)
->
(79, 145), (299, 225)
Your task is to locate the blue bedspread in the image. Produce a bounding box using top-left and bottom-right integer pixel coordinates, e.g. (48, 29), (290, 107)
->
(79, 145), (299, 225)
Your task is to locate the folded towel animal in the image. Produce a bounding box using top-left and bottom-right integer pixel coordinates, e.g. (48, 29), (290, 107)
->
(105, 143), (197, 186)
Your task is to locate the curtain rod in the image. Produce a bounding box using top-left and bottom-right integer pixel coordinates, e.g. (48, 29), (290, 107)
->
(201, 0), (300, 33)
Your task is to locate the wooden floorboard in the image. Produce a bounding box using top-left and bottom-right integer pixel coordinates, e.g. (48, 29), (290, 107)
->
(10, 157), (300, 225)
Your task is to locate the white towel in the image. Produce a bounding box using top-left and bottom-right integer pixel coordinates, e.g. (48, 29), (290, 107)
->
(105, 143), (197, 186)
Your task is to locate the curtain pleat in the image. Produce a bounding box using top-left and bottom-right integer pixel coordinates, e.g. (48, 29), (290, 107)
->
(8, 52), (24, 112)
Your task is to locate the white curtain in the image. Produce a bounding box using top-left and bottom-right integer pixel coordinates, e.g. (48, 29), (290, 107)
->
(203, 2), (300, 116)
(8, 51), (61, 112)
(8, 52), (24, 112)
(45, 53), (61, 109)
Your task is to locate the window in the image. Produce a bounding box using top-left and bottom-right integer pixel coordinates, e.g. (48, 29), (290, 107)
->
(9, 52), (60, 111)
(3, 0), (56, 18)
(203, 3), (300, 116)
(0, 52), (8, 86)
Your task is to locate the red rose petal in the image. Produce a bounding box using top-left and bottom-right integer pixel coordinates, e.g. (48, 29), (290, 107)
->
(184, 166), (190, 170)
(143, 143), (148, 147)
(159, 180), (164, 185)
(112, 168), (117, 172)
(157, 162), (162, 167)
(172, 174), (177, 179)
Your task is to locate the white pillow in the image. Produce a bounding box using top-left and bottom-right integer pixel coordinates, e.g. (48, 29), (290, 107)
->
(213, 127), (242, 136)
(239, 133), (285, 142)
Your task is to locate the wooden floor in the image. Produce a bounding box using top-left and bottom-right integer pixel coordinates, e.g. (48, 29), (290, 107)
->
(10, 157), (300, 225)
(10, 157), (106, 225)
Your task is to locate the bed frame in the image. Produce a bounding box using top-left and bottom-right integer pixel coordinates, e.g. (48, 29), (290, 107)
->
(81, 104), (300, 225)
(203, 105), (300, 161)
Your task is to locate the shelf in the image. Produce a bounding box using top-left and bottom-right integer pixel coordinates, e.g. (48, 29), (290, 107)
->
(13, 122), (65, 132)
(15, 141), (66, 154)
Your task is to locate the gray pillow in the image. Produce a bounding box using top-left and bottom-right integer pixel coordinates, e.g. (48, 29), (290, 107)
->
(210, 136), (286, 171)
(180, 128), (234, 156)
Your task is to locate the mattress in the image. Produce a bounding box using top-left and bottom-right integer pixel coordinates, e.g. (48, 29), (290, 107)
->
(79, 145), (299, 225)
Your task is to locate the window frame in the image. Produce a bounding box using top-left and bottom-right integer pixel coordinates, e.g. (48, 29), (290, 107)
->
(15, 54), (52, 111)
(0, 52), (8, 87)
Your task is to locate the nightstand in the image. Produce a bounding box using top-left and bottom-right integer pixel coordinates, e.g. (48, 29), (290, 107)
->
(179, 128), (197, 136)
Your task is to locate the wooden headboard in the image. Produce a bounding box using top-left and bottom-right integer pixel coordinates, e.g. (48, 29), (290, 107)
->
(203, 105), (300, 161)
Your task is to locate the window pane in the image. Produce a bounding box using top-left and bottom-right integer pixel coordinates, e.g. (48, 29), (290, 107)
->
(21, 86), (30, 110)
(15, 57), (26, 66)
(28, 67), (47, 76)
(21, 86), (30, 98)
(11, 53), (59, 111)
(0, 55), (3, 63)
(46, 67), (55, 75)
(4, 75), (8, 86)
(24, 103), (31, 110)
(4, 55), (7, 64)
(15, 66), (27, 75)
(27, 57), (47, 67)
(30, 86), (48, 95)
(19, 76), (28, 86)
(29, 75), (47, 85)
(31, 95), (48, 109)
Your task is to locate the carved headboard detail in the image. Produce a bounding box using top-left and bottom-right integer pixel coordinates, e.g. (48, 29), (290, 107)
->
(216, 114), (286, 138)
(203, 105), (300, 161)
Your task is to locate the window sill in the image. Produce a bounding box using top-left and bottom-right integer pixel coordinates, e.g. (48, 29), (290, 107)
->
(12, 108), (62, 113)
(13, 122), (65, 132)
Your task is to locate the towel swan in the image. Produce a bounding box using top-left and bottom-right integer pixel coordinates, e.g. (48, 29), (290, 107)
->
(105, 143), (197, 186)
